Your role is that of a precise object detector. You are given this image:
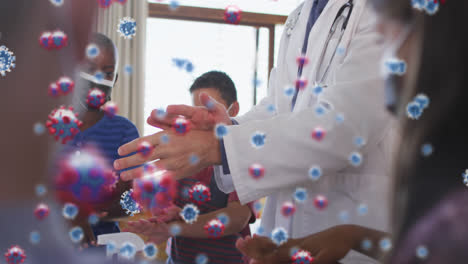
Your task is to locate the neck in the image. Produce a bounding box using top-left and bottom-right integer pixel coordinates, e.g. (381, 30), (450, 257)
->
(81, 110), (105, 131)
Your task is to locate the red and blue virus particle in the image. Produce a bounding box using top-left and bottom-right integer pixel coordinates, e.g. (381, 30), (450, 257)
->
(271, 227), (288, 246)
(4, 246), (26, 264)
(117, 17), (137, 39)
(308, 165), (322, 181)
(251, 131), (266, 149)
(292, 250), (314, 264)
(39, 32), (54, 50)
(62, 202), (79, 220)
(281, 202), (296, 217)
(30, 231), (41, 245)
(138, 141), (154, 157)
(224, 5), (242, 25)
(349, 152), (363, 167)
(98, 0), (113, 8)
(86, 44), (100, 59)
(69, 227), (84, 243)
(195, 254), (209, 264)
(425, 0), (439, 15)
(55, 149), (118, 215)
(204, 218), (225, 238)
(115, 0), (128, 5)
(48, 82), (60, 97)
(295, 78), (308, 90)
(293, 187), (308, 203)
(189, 183), (211, 205)
(143, 243), (158, 260)
(132, 169), (176, 211)
(416, 245), (429, 259)
(172, 117), (191, 135)
(384, 58), (406, 76)
(311, 127), (326, 141)
(406, 101), (422, 120)
(49, 0), (64, 6)
(296, 55), (309, 67)
(314, 195), (328, 210)
(120, 189), (141, 216)
(0, 45), (16, 77)
(46, 106), (82, 144)
(249, 163), (265, 179)
(214, 123), (229, 139)
(180, 203), (200, 224)
(57, 77), (74, 95)
(217, 213), (230, 225)
(87, 88), (106, 109)
(102, 101), (119, 118)
(39, 31), (68, 50)
(34, 203), (50, 221)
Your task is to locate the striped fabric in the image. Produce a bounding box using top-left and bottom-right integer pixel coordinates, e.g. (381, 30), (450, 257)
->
(169, 167), (253, 264)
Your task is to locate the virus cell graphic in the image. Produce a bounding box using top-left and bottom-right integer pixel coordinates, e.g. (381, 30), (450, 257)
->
(98, 0), (113, 8)
(253, 200), (264, 218)
(39, 32), (53, 50)
(311, 84), (324, 96)
(189, 183), (212, 205)
(46, 106), (82, 144)
(132, 169), (176, 211)
(384, 58), (407, 76)
(425, 0), (439, 15)
(62, 203), (79, 220)
(314, 195), (328, 210)
(35, 184), (47, 196)
(124, 65), (133, 75)
(143, 243), (158, 260)
(256, 226), (265, 235)
(357, 203), (368, 216)
(379, 238), (392, 252)
(117, 17), (137, 39)
(115, 0), (128, 5)
(34, 203), (50, 221)
(102, 101), (118, 118)
(87, 88), (106, 109)
(295, 78), (308, 90)
(69, 227), (84, 243)
(204, 218), (225, 238)
(314, 105), (326, 116)
(56, 77), (74, 95)
(224, 5), (242, 25)
(361, 239), (373, 251)
(51, 30), (68, 50)
(349, 152), (363, 167)
(281, 202), (296, 217)
(94, 71), (104, 81)
(251, 131), (266, 148)
(296, 55), (309, 67)
(106, 242), (117, 255)
(48, 83), (60, 97)
(30, 231), (41, 245)
(339, 210), (350, 223)
(4, 245), (26, 264)
(170, 224), (182, 236)
(311, 127), (326, 141)
(120, 189), (141, 216)
(406, 101), (422, 120)
(354, 136), (366, 148)
(55, 149), (118, 215)
(412, 0), (426, 10)
(119, 242), (136, 259)
(308, 165), (322, 181)
(0, 46), (16, 77)
(293, 187), (308, 203)
(214, 123), (229, 139)
(195, 254), (209, 264)
(34, 123), (46, 135)
(49, 0), (64, 7)
(249, 163), (265, 180)
(137, 141), (154, 157)
(271, 227), (288, 246)
(266, 104), (276, 113)
(336, 113), (345, 124)
(416, 245), (429, 259)
(88, 213), (99, 225)
(169, 0), (180, 11)
(414, 93), (430, 109)
(172, 117), (191, 135)
(154, 108), (167, 119)
(180, 204), (200, 224)
(217, 213), (230, 225)
(86, 44), (100, 59)
(284, 86), (295, 97)
(421, 143), (434, 157)
(189, 154), (200, 165)
(292, 250), (314, 264)
(463, 170), (468, 186)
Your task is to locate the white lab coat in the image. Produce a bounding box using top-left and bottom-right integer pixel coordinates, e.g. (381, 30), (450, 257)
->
(215, 0), (395, 263)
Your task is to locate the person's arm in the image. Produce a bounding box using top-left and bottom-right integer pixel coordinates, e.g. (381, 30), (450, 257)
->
(175, 201), (252, 238)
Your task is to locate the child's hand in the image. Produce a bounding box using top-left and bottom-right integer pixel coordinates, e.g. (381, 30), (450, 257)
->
(149, 205), (182, 223)
(123, 219), (171, 244)
(236, 235), (278, 260)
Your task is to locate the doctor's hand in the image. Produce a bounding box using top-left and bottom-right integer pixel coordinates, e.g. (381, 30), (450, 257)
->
(115, 129), (221, 181)
(147, 92), (232, 131)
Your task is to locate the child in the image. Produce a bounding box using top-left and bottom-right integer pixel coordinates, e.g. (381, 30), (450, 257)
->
(125, 71), (255, 264)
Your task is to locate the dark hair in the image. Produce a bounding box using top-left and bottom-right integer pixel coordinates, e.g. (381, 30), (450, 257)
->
(91, 32), (118, 60)
(370, 0), (468, 256)
(189, 71), (238, 106)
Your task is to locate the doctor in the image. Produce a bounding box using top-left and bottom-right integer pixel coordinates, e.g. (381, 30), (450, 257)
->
(115, 0), (394, 263)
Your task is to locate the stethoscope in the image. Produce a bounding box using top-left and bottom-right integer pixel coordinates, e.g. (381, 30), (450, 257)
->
(311, 0), (354, 85)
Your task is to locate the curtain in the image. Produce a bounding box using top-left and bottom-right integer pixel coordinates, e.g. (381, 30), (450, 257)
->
(96, 0), (147, 134)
